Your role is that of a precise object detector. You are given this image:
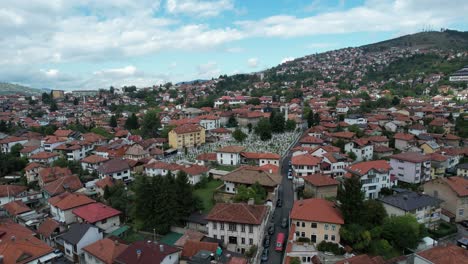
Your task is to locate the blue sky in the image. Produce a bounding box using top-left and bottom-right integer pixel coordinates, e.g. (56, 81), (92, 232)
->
(1, 0), (467, 90)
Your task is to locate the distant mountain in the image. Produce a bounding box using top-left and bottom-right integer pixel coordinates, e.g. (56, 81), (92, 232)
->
(362, 30), (468, 52)
(176, 79), (209, 85)
(0, 82), (46, 95)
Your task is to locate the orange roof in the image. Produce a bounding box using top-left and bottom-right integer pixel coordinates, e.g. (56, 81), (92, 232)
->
(43, 175), (82, 196)
(445, 176), (468, 197)
(0, 185), (27, 197)
(216, 145), (245, 153)
(95, 176), (115, 189)
(335, 254), (385, 264)
(290, 198), (344, 224)
(83, 238), (128, 264)
(73, 202), (121, 223)
(303, 174), (339, 187)
(206, 203), (267, 225)
(30, 151), (59, 160)
(196, 152), (217, 161)
(24, 162), (43, 171)
(172, 124), (203, 134)
(48, 192), (95, 210)
(347, 160), (391, 176)
(241, 152), (280, 160)
(3, 200), (31, 216)
(291, 154), (321, 166)
(181, 240), (218, 258)
(331, 131), (355, 139)
(0, 219), (54, 264)
(36, 218), (60, 238)
(416, 244), (468, 264)
(394, 133), (415, 141)
(82, 154), (109, 164)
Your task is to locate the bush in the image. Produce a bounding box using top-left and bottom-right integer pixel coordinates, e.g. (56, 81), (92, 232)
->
(245, 245), (257, 258)
(297, 237), (311, 243)
(317, 241), (345, 255)
(428, 222), (457, 238)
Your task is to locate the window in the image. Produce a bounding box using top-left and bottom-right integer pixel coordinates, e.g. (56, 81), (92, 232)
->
(301, 232), (305, 237)
(241, 224), (245, 232)
(331, 235), (335, 241)
(241, 238), (245, 244)
(332, 225), (336, 231)
(311, 223), (317, 228)
(324, 234), (329, 240)
(228, 223), (237, 231)
(296, 221), (300, 226)
(220, 223), (224, 230)
(459, 209), (464, 216)
(249, 238), (253, 245)
(302, 222), (305, 227)
(213, 222), (217, 230)
(221, 235), (224, 241)
(324, 224), (329, 230)
(214, 235), (217, 239)
(101, 219), (107, 224)
(249, 225), (253, 233)
(303, 257), (307, 262)
(296, 231), (299, 237)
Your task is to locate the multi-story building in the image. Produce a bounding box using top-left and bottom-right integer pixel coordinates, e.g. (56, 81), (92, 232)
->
(344, 139), (374, 162)
(379, 191), (442, 228)
(97, 159), (132, 183)
(206, 203), (268, 254)
(290, 198), (344, 245)
(168, 124), (205, 149)
(0, 136), (28, 153)
(346, 160), (392, 199)
(72, 203), (121, 233)
(424, 176), (468, 222)
(303, 174), (339, 199)
(48, 192), (95, 224)
(389, 152), (431, 184)
(291, 154), (322, 177)
(216, 146), (245, 166)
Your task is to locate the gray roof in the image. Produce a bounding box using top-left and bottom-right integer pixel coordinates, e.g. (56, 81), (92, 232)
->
(59, 223), (96, 245)
(97, 159), (130, 174)
(378, 191), (442, 212)
(457, 163), (468, 170)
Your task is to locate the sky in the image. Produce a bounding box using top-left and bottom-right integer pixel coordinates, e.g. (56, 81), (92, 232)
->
(1, 0), (467, 90)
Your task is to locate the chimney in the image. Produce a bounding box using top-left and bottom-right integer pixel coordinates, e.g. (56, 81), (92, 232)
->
(114, 240), (119, 246)
(136, 249), (142, 259)
(247, 198), (255, 205)
(10, 236), (15, 243)
(160, 244), (164, 252)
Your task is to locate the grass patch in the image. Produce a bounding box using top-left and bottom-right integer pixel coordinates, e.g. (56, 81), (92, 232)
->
(194, 180), (223, 213)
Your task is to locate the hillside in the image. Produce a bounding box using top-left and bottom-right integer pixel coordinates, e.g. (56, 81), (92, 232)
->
(0, 83), (45, 96)
(362, 30), (468, 52)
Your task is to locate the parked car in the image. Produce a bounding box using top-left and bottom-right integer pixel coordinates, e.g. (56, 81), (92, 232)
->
(268, 225), (275, 235)
(281, 218), (288, 228)
(261, 248), (269, 262)
(53, 249), (63, 258)
(287, 171), (293, 180)
(461, 220), (468, 228)
(263, 236), (271, 247)
(277, 199), (282, 207)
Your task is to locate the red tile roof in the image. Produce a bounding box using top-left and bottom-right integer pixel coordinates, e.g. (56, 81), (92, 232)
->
(394, 133), (415, 141)
(72, 202), (121, 223)
(83, 238), (128, 264)
(291, 154), (321, 166)
(181, 240), (218, 258)
(290, 198), (344, 224)
(331, 131), (355, 139)
(95, 176), (115, 189)
(48, 192), (95, 210)
(216, 145), (245, 153)
(335, 254), (385, 264)
(196, 152), (217, 161)
(347, 160), (391, 176)
(241, 152), (280, 160)
(3, 200), (31, 216)
(115, 241), (180, 264)
(172, 124), (203, 134)
(444, 176), (468, 197)
(36, 218), (60, 238)
(24, 162), (43, 171)
(0, 185), (27, 197)
(303, 174), (339, 187)
(181, 164), (209, 175)
(30, 151), (59, 160)
(206, 203), (268, 225)
(81, 154), (109, 164)
(43, 175), (82, 196)
(416, 244), (468, 264)
(389, 152), (430, 163)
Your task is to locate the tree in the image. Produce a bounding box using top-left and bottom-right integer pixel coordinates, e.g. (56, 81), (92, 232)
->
(246, 98), (261, 105)
(175, 171), (199, 222)
(270, 110), (285, 133)
(234, 183), (267, 204)
(0, 120), (8, 132)
(73, 97), (79, 105)
(307, 109), (314, 128)
(140, 110), (161, 139)
(285, 119), (296, 131)
(109, 86), (114, 94)
(109, 115), (118, 128)
(247, 123), (253, 133)
(10, 144), (23, 158)
(233, 128), (247, 142)
(339, 224), (372, 251)
(369, 239), (395, 259)
(254, 118), (272, 141)
(382, 215), (422, 250)
(104, 182), (131, 219)
(50, 100), (58, 112)
(391, 96), (400, 106)
(337, 175), (364, 224)
(348, 124), (364, 138)
(227, 115), (238, 128)
(361, 200), (387, 227)
(347, 151), (357, 161)
(124, 113), (139, 130)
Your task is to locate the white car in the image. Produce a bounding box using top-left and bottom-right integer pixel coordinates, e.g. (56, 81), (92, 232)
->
(287, 172), (293, 180)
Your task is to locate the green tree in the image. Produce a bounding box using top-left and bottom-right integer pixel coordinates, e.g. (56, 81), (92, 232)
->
(227, 115), (238, 128)
(109, 115), (118, 128)
(254, 118), (272, 141)
(140, 110), (161, 139)
(339, 224), (372, 251)
(362, 200), (387, 227)
(246, 98), (261, 105)
(124, 113), (139, 130)
(233, 128), (247, 142)
(382, 215), (422, 250)
(73, 97), (79, 105)
(270, 110), (285, 133)
(337, 175), (364, 224)
(50, 100), (58, 112)
(10, 144), (23, 158)
(348, 124), (364, 138)
(0, 120), (8, 132)
(285, 119), (296, 131)
(369, 239), (395, 259)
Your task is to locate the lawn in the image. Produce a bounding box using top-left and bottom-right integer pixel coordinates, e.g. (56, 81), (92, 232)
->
(194, 180), (223, 213)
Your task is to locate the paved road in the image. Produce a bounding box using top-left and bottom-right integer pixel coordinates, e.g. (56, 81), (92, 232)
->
(262, 152), (295, 264)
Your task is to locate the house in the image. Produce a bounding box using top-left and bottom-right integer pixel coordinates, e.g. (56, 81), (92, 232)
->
(210, 127), (232, 141)
(344, 114), (367, 125)
(394, 133), (416, 151)
(24, 162), (44, 183)
(83, 238), (128, 264)
(184, 212), (208, 234)
(413, 244), (468, 264)
(58, 223), (103, 263)
(41, 136), (67, 152)
(37, 217), (61, 246)
(0, 184), (27, 205)
(299, 136), (324, 148)
(378, 191), (442, 228)
(55, 141), (93, 161)
(0, 136), (28, 153)
(43, 174), (83, 198)
(180, 240), (218, 260)
(196, 152), (217, 166)
(283, 223), (320, 264)
(240, 152), (280, 166)
(291, 154), (321, 177)
(3, 200), (33, 220)
(457, 163), (468, 177)
(430, 152), (449, 178)
(95, 176), (115, 197)
(303, 174), (339, 199)
(389, 152), (431, 184)
(345, 139), (374, 161)
(222, 166), (281, 194)
(180, 164), (210, 185)
(0, 219), (56, 263)
(97, 159), (132, 183)
(409, 124), (427, 136)
(38, 166), (73, 187)
(48, 192), (95, 224)
(20, 145), (42, 158)
(81, 154), (109, 173)
(420, 141), (440, 154)
(335, 254), (385, 264)
(29, 151), (59, 164)
(72, 202), (121, 233)
(168, 124), (206, 149)
(424, 176), (468, 222)
(198, 115), (221, 130)
(320, 152), (350, 178)
(114, 240), (180, 264)
(216, 146), (245, 166)
(123, 143), (149, 160)
(205, 203), (268, 254)
(144, 161), (182, 177)
(290, 198), (344, 245)
(346, 160), (392, 199)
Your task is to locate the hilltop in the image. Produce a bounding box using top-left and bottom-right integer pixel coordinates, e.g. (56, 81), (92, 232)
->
(0, 83), (47, 96)
(362, 30), (468, 52)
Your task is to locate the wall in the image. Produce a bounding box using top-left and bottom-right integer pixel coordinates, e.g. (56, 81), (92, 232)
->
(291, 220), (340, 245)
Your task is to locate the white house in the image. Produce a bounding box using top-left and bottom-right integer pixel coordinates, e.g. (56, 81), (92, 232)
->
(216, 146), (245, 166)
(344, 114), (367, 125)
(389, 152), (431, 184)
(114, 241), (181, 264)
(346, 160), (392, 199)
(59, 223), (103, 263)
(97, 159), (132, 183)
(291, 154), (322, 177)
(48, 192), (96, 224)
(198, 115), (220, 130)
(344, 139), (374, 162)
(73, 202), (121, 233)
(0, 136), (28, 153)
(206, 203), (268, 254)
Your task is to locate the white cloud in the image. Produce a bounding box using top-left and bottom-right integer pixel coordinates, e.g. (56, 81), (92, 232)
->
(197, 61), (220, 78)
(166, 0), (234, 17)
(247, 57), (259, 68)
(43, 69), (59, 77)
(94, 65), (137, 77)
(280, 57), (294, 64)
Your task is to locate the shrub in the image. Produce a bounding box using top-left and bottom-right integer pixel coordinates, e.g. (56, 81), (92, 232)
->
(297, 237), (311, 243)
(317, 241), (345, 255)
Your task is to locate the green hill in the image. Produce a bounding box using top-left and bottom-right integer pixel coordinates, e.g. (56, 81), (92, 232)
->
(0, 83), (45, 95)
(362, 30), (468, 52)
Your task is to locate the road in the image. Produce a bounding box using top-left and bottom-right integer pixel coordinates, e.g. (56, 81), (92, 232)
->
(263, 152), (295, 264)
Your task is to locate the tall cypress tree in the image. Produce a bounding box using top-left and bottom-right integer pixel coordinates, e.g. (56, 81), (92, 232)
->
(337, 175), (365, 224)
